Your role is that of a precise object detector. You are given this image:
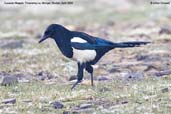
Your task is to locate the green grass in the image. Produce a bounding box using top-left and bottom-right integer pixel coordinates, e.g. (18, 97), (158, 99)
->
(0, 76), (171, 114)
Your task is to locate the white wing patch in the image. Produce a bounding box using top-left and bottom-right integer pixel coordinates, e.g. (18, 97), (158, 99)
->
(72, 48), (96, 63)
(71, 37), (96, 63)
(71, 37), (87, 43)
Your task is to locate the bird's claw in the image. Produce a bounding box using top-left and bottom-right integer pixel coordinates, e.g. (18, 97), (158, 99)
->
(71, 80), (82, 90)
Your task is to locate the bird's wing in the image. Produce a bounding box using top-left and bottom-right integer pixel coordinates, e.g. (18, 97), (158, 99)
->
(71, 31), (117, 50)
(71, 42), (97, 50)
(72, 31), (96, 44)
(71, 37), (115, 50)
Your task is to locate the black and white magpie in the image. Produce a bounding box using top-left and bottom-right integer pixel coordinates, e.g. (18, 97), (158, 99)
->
(39, 24), (150, 89)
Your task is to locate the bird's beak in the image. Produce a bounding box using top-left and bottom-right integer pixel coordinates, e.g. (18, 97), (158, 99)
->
(39, 35), (49, 43)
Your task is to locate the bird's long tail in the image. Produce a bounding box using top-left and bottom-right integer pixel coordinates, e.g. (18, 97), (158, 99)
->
(111, 41), (150, 48)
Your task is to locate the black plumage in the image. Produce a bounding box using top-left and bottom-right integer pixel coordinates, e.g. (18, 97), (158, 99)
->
(39, 24), (150, 89)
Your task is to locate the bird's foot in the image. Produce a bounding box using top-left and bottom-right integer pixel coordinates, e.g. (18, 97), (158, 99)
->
(71, 80), (82, 90)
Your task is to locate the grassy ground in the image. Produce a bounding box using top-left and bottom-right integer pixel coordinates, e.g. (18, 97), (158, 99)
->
(0, 0), (171, 114)
(0, 77), (171, 114)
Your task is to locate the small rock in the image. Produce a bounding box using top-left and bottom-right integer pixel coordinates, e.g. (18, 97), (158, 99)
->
(72, 111), (79, 114)
(136, 55), (161, 62)
(159, 25), (171, 35)
(124, 72), (144, 80)
(51, 101), (64, 109)
(161, 88), (169, 93)
(144, 65), (158, 72)
(154, 70), (171, 77)
(0, 40), (24, 49)
(22, 99), (32, 103)
(80, 103), (92, 109)
(0, 71), (9, 76)
(97, 76), (110, 81)
(1, 76), (18, 86)
(37, 71), (54, 81)
(69, 75), (77, 81)
(136, 55), (148, 61)
(16, 73), (32, 83)
(63, 111), (69, 114)
(2, 98), (16, 104)
(121, 101), (128, 104)
(18, 78), (30, 83)
(37, 75), (46, 80)
(108, 68), (120, 73)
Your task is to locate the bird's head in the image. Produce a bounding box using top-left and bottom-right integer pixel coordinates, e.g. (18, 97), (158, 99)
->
(39, 24), (69, 43)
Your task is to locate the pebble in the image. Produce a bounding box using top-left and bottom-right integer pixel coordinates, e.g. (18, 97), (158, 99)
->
(109, 68), (120, 73)
(1, 76), (18, 86)
(22, 99), (32, 103)
(2, 98), (16, 104)
(136, 54), (161, 62)
(80, 103), (92, 109)
(121, 101), (128, 104)
(16, 73), (32, 83)
(159, 25), (171, 35)
(97, 76), (110, 81)
(51, 101), (64, 109)
(37, 71), (54, 81)
(63, 111), (69, 114)
(161, 88), (169, 93)
(0, 40), (24, 49)
(123, 72), (144, 80)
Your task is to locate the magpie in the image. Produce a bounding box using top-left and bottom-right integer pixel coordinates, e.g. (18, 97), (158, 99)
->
(39, 24), (150, 89)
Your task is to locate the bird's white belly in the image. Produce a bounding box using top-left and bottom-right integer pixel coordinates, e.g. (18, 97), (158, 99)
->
(72, 48), (96, 63)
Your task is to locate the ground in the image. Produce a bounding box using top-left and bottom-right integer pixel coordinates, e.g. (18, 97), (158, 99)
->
(0, 0), (171, 114)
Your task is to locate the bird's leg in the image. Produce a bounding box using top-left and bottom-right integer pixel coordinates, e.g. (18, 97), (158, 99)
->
(71, 80), (82, 90)
(71, 62), (85, 90)
(90, 73), (94, 86)
(85, 64), (94, 87)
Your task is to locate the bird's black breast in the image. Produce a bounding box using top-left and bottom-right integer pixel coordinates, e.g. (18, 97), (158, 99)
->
(55, 38), (73, 58)
(59, 45), (73, 58)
